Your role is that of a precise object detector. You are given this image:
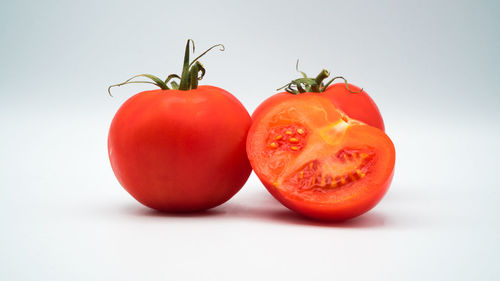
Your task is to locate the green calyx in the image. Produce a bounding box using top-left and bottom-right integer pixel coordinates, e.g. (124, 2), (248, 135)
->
(277, 60), (363, 95)
(108, 39), (224, 96)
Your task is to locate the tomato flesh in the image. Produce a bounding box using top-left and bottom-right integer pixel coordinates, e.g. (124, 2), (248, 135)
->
(247, 93), (395, 221)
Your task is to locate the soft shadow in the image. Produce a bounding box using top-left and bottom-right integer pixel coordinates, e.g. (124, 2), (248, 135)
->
(107, 189), (390, 227)
(219, 191), (388, 228)
(262, 208), (387, 228)
(121, 203), (226, 218)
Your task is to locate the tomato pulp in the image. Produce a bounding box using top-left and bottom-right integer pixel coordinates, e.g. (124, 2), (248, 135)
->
(247, 93), (395, 221)
(109, 86), (252, 212)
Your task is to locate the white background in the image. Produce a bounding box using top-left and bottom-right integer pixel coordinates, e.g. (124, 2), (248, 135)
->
(1, 0), (499, 280)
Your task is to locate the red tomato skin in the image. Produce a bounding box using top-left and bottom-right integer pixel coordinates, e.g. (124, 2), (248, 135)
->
(108, 85), (252, 212)
(248, 92), (395, 221)
(251, 92), (294, 119)
(323, 83), (385, 131)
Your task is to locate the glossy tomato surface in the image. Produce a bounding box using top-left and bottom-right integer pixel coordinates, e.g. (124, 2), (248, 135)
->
(324, 83), (385, 131)
(247, 93), (395, 221)
(108, 85), (252, 212)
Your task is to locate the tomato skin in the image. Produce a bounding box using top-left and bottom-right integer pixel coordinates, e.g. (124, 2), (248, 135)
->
(108, 85), (252, 212)
(247, 92), (395, 221)
(323, 83), (385, 131)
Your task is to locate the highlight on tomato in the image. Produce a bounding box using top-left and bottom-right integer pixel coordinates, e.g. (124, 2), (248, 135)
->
(108, 40), (252, 212)
(247, 67), (395, 221)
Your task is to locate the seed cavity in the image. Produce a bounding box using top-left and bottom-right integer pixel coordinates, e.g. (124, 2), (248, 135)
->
(340, 177), (347, 185)
(293, 149), (375, 192)
(355, 169), (366, 178)
(267, 124), (308, 153)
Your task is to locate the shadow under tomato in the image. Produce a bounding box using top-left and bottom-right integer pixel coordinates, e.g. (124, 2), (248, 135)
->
(115, 189), (388, 228)
(122, 204), (226, 218)
(261, 208), (387, 228)
(219, 191), (387, 228)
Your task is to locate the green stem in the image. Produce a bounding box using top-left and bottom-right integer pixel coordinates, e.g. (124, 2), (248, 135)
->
(178, 39), (194, 91)
(189, 61), (205, 89)
(107, 39), (224, 96)
(311, 69), (329, 92)
(178, 40), (224, 91)
(108, 74), (169, 96)
(323, 76), (363, 93)
(279, 62), (362, 94)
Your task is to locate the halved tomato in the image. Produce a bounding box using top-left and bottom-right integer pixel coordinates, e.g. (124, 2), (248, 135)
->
(247, 93), (395, 221)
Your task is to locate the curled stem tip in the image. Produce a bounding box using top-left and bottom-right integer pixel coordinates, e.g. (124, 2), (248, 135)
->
(295, 59), (308, 78)
(189, 44), (225, 67)
(323, 76), (363, 93)
(187, 39), (195, 54)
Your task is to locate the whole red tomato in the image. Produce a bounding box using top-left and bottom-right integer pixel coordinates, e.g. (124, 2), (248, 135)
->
(247, 69), (395, 221)
(108, 40), (252, 212)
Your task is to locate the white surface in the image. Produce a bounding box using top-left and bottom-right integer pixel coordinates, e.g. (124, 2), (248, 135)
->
(1, 0), (500, 280)
(1, 98), (499, 281)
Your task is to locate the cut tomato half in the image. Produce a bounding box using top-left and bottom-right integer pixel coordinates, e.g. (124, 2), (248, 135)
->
(247, 93), (395, 221)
